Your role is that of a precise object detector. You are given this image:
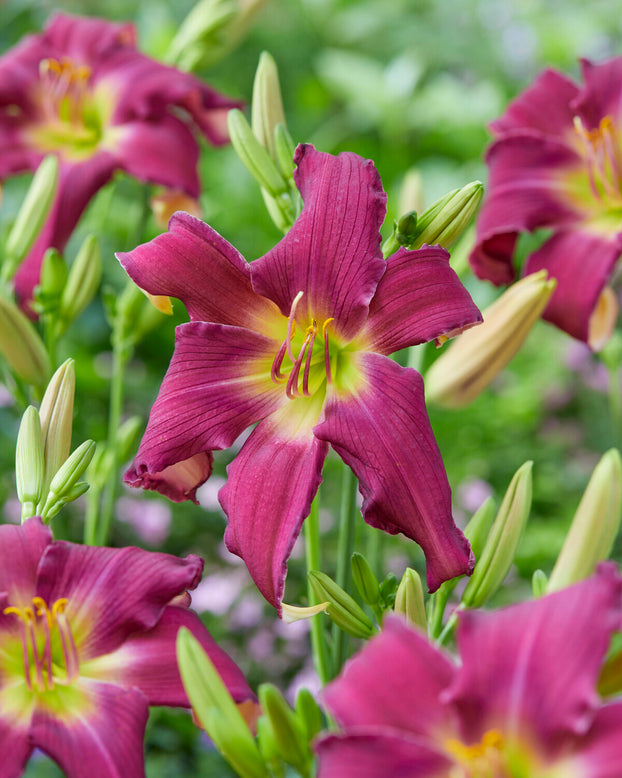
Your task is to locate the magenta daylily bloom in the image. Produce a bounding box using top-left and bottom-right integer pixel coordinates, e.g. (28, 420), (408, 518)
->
(0, 517), (254, 778)
(470, 58), (622, 348)
(317, 564), (622, 778)
(118, 144), (481, 611)
(0, 12), (241, 308)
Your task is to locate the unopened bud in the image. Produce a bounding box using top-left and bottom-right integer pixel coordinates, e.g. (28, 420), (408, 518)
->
(397, 169), (424, 215)
(461, 461), (533, 609)
(351, 552), (380, 607)
(117, 416), (144, 465)
(426, 271), (557, 408)
(588, 286), (618, 352)
(39, 358), (75, 501)
(16, 406), (45, 521)
(394, 568), (427, 630)
(41, 440), (95, 521)
(228, 108), (288, 197)
(0, 295), (50, 386)
(58, 234), (102, 334)
(252, 52), (286, 161)
(532, 569), (548, 598)
(547, 449), (622, 593)
(258, 684), (310, 774)
(34, 248), (67, 314)
(295, 687), (323, 742)
(4, 155), (58, 278)
(273, 123), (296, 180)
(176, 627), (267, 778)
(410, 181), (483, 250)
(308, 571), (376, 639)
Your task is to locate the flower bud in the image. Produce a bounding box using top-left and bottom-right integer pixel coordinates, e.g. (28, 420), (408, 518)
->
(58, 234), (102, 334)
(426, 271), (557, 408)
(39, 358), (75, 501)
(461, 461), (533, 609)
(547, 449), (622, 593)
(397, 169), (424, 215)
(34, 248), (67, 315)
(3, 155), (58, 279)
(252, 52), (286, 161)
(532, 569), (548, 598)
(176, 627), (267, 778)
(394, 568), (427, 630)
(0, 294), (50, 387)
(258, 684), (310, 774)
(16, 406), (45, 521)
(41, 440), (95, 521)
(410, 180), (483, 250)
(308, 571), (376, 639)
(351, 552), (380, 607)
(295, 687), (323, 742)
(228, 108), (288, 197)
(273, 123), (296, 180)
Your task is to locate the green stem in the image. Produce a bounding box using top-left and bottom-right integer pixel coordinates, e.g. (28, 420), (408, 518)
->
(331, 465), (358, 673)
(305, 492), (331, 686)
(435, 606), (463, 647)
(84, 484), (103, 546)
(607, 364), (622, 441)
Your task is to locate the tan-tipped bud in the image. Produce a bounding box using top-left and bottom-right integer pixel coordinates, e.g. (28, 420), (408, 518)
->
(588, 286), (618, 352)
(426, 271), (557, 408)
(16, 406), (45, 521)
(410, 180), (483, 250)
(38, 359), (75, 503)
(394, 568), (427, 630)
(461, 461), (533, 609)
(58, 234), (102, 333)
(547, 449), (622, 593)
(0, 295), (50, 387)
(4, 155), (58, 279)
(252, 52), (286, 161)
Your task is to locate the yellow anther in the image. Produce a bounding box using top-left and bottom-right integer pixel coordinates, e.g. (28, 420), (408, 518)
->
(3, 605), (24, 618)
(52, 598), (69, 617)
(445, 729), (505, 770)
(322, 317), (335, 338)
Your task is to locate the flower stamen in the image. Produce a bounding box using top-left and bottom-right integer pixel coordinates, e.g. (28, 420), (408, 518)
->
(286, 291), (304, 363)
(302, 321), (318, 396)
(323, 318), (335, 384)
(573, 115), (622, 204)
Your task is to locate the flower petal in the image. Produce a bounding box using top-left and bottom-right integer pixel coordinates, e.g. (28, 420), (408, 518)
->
(251, 144), (387, 340)
(0, 516), (51, 607)
(31, 679), (148, 778)
(112, 114), (201, 197)
(524, 229), (622, 344)
(0, 718), (31, 777)
(314, 352), (473, 591)
(323, 617), (456, 738)
(570, 702), (622, 778)
(43, 12), (135, 63)
(125, 321), (285, 501)
(14, 155), (116, 309)
(361, 245), (482, 354)
(221, 404), (329, 611)
(84, 604), (254, 707)
(490, 68), (580, 136)
(117, 212), (280, 328)
(126, 452), (213, 504)
(316, 729), (453, 778)
(470, 134), (583, 286)
(444, 564), (622, 749)
(35, 542), (204, 660)
(575, 58), (622, 129)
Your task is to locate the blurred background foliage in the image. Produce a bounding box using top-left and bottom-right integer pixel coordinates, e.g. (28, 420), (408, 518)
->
(2, 0), (622, 774)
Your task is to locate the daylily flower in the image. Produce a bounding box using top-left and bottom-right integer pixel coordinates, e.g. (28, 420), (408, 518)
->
(119, 144), (482, 611)
(316, 564), (622, 777)
(0, 12), (241, 308)
(0, 516), (254, 778)
(470, 58), (622, 349)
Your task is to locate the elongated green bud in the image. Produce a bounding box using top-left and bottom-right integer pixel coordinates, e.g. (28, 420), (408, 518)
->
(35, 248), (67, 315)
(461, 461), (533, 609)
(351, 552), (380, 607)
(40, 440), (95, 521)
(394, 568), (427, 630)
(16, 406), (45, 521)
(252, 52), (286, 160)
(0, 294), (50, 387)
(58, 234), (102, 333)
(258, 684), (310, 774)
(39, 358), (75, 502)
(532, 569), (548, 598)
(426, 271), (557, 408)
(547, 449), (622, 593)
(4, 155), (59, 279)
(308, 571), (376, 639)
(409, 181), (483, 249)
(464, 496), (497, 559)
(295, 687), (323, 742)
(228, 109), (288, 197)
(176, 628), (268, 778)
(273, 123), (296, 180)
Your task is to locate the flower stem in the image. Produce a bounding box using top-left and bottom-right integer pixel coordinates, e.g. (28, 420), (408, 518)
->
(305, 491), (331, 686)
(332, 464), (358, 674)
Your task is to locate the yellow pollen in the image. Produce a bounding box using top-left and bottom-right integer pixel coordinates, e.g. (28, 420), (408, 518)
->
(445, 729), (506, 773)
(322, 317), (335, 337)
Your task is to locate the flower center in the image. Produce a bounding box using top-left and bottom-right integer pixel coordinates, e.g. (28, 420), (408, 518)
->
(445, 729), (509, 777)
(573, 115), (622, 208)
(4, 596), (80, 692)
(270, 291), (337, 400)
(25, 57), (109, 159)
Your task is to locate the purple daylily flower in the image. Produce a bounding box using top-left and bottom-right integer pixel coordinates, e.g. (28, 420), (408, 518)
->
(470, 58), (622, 349)
(0, 517), (254, 778)
(317, 564), (622, 777)
(119, 144), (482, 612)
(0, 12), (241, 309)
